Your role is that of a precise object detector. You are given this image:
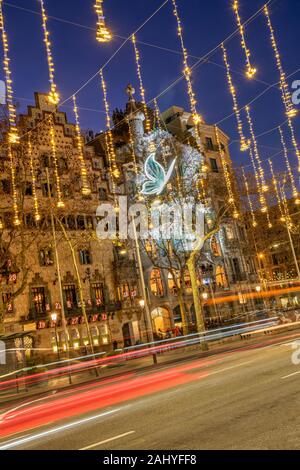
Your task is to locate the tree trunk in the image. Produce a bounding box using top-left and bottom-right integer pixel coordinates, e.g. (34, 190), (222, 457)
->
(187, 255), (208, 351)
(177, 286), (188, 335)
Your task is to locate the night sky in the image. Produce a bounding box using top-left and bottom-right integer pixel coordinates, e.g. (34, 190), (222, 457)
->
(4, 0), (300, 174)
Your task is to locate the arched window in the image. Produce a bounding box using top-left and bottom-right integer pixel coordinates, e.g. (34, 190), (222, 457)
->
(150, 269), (164, 297)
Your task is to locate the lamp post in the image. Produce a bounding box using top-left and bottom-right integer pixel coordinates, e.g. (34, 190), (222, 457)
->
(51, 312), (60, 361)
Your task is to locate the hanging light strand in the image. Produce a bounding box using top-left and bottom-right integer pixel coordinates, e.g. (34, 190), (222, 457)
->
(39, 0), (59, 105)
(131, 34), (151, 133)
(215, 125), (239, 218)
(221, 43), (249, 152)
(245, 106), (268, 192)
(242, 168), (257, 227)
(268, 159), (291, 228)
(8, 144), (20, 226)
(99, 69), (119, 179)
(94, 0), (112, 43)
(278, 126), (299, 204)
(287, 118), (300, 172)
(264, 5), (297, 119)
(126, 116), (138, 176)
(153, 98), (162, 131)
(171, 0), (207, 202)
(171, 0), (203, 141)
(0, 0), (19, 144)
(28, 137), (40, 222)
(49, 116), (64, 208)
(248, 145), (272, 227)
(232, 0), (257, 78)
(72, 95), (91, 196)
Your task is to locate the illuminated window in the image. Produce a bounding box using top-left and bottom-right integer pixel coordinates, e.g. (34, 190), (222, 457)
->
(211, 235), (222, 257)
(79, 249), (91, 265)
(150, 269), (164, 297)
(31, 287), (46, 315)
(92, 283), (104, 306)
(216, 265), (228, 288)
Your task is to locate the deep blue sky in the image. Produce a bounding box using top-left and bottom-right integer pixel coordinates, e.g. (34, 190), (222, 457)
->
(3, 0), (300, 173)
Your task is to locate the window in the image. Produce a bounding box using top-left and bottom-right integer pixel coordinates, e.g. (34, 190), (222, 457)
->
(231, 258), (242, 281)
(93, 283), (104, 306)
(67, 215), (76, 229)
(39, 247), (54, 266)
(98, 187), (107, 200)
(77, 215), (86, 230)
(2, 292), (13, 313)
(206, 137), (214, 151)
(79, 249), (91, 265)
(1, 179), (11, 194)
(209, 158), (219, 172)
(150, 269), (164, 297)
(63, 284), (77, 309)
(31, 287), (46, 315)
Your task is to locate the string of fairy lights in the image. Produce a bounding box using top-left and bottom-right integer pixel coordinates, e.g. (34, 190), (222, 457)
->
(28, 137), (40, 223)
(131, 34), (151, 134)
(39, 0), (59, 106)
(72, 94), (91, 197)
(278, 125), (299, 204)
(0, 0), (298, 240)
(221, 42), (250, 152)
(94, 0), (112, 43)
(215, 125), (239, 219)
(99, 69), (120, 183)
(232, 0), (257, 79)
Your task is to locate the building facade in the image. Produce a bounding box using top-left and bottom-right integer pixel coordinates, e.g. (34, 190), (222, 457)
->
(0, 92), (145, 367)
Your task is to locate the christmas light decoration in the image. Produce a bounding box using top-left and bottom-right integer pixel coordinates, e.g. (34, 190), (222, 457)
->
(28, 137), (40, 222)
(49, 116), (64, 208)
(153, 98), (162, 131)
(126, 116), (138, 176)
(248, 145), (272, 227)
(221, 43), (249, 152)
(278, 126), (300, 204)
(8, 144), (20, 226)
(171, 0), (203, 141)
(268, 158), (286, 223)
(245, 106), (268, 192)
(215, 125), (239, 218)
(94, 0), (112, 43)
(171, 0), (207, 202)
(0, 0), (19, 144)
(131, 34), (151, 133)
(264, 5), (297, 119)
(99, 69), (120, 179)
(232, 1), (257, 78)
(39, 0), (59, 105)
(72, 95), (91, 196)
(242, 168), (257, 227)
(287, 118), (300, 172)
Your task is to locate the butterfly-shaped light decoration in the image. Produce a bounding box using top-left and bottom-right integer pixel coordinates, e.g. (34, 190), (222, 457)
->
(141, 153), (177, 196)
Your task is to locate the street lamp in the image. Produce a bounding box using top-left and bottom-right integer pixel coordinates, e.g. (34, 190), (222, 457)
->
(51, 312), (60, 361)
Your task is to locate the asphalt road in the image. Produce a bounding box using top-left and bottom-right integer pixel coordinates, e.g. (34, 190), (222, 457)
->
(1, 333), (300, 450)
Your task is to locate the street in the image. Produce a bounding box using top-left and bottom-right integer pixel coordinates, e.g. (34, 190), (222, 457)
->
(1, 332), (300, 450)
